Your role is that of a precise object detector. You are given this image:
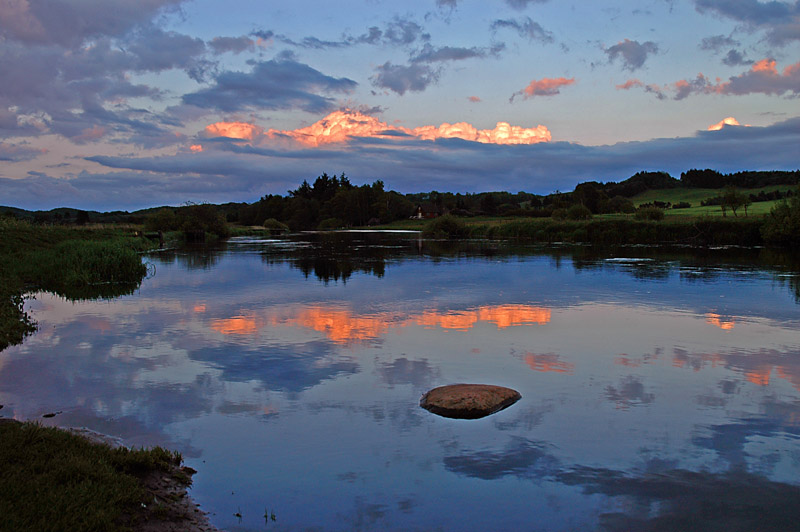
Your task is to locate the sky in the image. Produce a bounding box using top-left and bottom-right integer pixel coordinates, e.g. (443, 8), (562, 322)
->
(0, 0), (799, 211)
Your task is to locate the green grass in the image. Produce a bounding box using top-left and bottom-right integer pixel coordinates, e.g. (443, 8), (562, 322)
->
(631, 185), (795, 211)
(0, 218), (152, 350)
(0, 421), (185, 532)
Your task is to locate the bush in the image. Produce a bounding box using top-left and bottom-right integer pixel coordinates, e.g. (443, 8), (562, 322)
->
(566, 204), (592, 220)
(762, 193), (800, 246)
(263, 218), (290, 233)
(551, 208), (568, 220)
(634, 206), (665, 221)
(317, 218), (344, 230)
(422, 215), (469, 239)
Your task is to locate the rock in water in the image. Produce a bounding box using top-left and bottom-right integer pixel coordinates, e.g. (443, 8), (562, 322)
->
(420, 384), (521, 419)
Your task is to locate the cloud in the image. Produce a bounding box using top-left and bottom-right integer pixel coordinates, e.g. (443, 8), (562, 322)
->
(182, 58), (358, 112)
(0, 141), (45, 162)
(410, 43), (502, 63)
(372, 62), (440, 94)
(209, 35), (257, 55)
(4, 116), (798, 210)
(511, 77), (575, 100)
(0, 0), (184, 47)
(491, 17), (554, 43)
(468, 96), (482, 103)
(623, 59), (800, 99)
(723, 48), (753, 66)
(605, 39), (659, 71)
(708, 116), (749, 130)
(201, 109), (551, 147)
(694, 0), (800, 46)
(505, 0), (550, 10)
(699, 34), (739, 52)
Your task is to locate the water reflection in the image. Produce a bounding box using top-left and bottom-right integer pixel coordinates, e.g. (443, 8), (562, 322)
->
(1, 233), (799, 531)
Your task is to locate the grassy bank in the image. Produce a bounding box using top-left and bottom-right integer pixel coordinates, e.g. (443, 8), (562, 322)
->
(420, 214), (769, 246)
(0, 218), (152, 350)
(0, 420), (202, 532)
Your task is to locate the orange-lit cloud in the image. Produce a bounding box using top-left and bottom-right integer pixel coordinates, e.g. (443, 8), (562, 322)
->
(752, 58), (777, 74)
(524, 353), (574, 374)
(416, 305), (551, 330)
(203, 121), (264, 140)
(189, 144), (203, 153)
(705, 312), (735, 329)
(616, 79), (643, 90)
(203, 303), (552, 345)
(210, 315), (259, 335)
(202, 109), (551, 147)
(514, 77), (576, 100)
(290, 306), (393, 344)
(468, 96), (481, 103)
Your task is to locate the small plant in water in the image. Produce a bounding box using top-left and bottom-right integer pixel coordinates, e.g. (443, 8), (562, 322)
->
(264, 507), (277, 524)
(234, 506), (242, 523)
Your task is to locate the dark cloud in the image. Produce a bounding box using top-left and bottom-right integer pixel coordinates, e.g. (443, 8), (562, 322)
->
(699, 34), (739, 51)
(0, 142), (43, 162)
(410, 43), (503, 63)
(558, 466), (800, 532)
(0, 3), (208, 144)
(380, 17), (430, 46)
(189, 343), (359, 393)
(694, 0), (800, 46)
(182, 58), (357, 113)
(444, 437), (559, 480)
(372, 62), (440, 94)
(0, 0), (184, 47)
(722, 48), (753, 66)
(604, 376), (655, 408)
(505, 0), (550, 10)
(491, 17), (554, 43)
(605, 39), (659, 71)
(377, 357), (440, 388)
(4, 117), (798, 210)
(209, 35), (256, 55)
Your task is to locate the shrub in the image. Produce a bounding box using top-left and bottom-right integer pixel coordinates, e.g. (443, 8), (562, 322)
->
(317, 218), (344, 230)
(263, 218), (290, 233)
(422, 215), (469, 239)
(566, 204), (592, 220)
(761, 192), (800, 246)
(634, 206), (665, 221)
(551, 208), (568, 220)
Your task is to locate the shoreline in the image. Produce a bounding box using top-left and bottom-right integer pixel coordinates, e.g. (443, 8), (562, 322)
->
(0, 419), (219, 532)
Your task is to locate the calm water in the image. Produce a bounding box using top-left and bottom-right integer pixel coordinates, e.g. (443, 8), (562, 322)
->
(2, 233), (800, 531)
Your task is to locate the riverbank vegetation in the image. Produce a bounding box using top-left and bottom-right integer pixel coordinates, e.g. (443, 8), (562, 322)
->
(0, 218), (150, 350)
(2, 168), (798, 247)
(0, 420), (202, 532)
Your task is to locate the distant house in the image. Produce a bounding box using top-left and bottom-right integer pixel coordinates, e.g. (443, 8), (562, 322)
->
(414, 204), (447, 219)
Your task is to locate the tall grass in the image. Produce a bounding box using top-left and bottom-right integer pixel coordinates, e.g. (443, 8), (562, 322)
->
(0, 218), (151, 350)
(0, 421), (184, 532)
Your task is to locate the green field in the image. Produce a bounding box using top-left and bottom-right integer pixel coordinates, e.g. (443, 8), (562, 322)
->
(631, 185), (795, 218)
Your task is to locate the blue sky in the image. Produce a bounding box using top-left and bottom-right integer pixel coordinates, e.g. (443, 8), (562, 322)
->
(1, 0), (799, 210)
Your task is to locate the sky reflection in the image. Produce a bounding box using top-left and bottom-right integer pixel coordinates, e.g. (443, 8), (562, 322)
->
(1, 236), (799, 531)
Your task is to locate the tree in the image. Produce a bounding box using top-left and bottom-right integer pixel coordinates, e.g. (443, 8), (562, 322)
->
(761, 189), (800, 246)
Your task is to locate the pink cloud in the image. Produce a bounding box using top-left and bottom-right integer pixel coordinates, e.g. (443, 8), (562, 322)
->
(707, 117), (752, 131)
(616, 79), (643, 90)
(468, 96), (482, 103)
(630, 59), (800, 100)
(513, 77), (576, 100)
(201, 109), (551, 147)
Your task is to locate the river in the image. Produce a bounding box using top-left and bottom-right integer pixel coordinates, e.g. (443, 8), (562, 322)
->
(2, 232), (799, 531)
